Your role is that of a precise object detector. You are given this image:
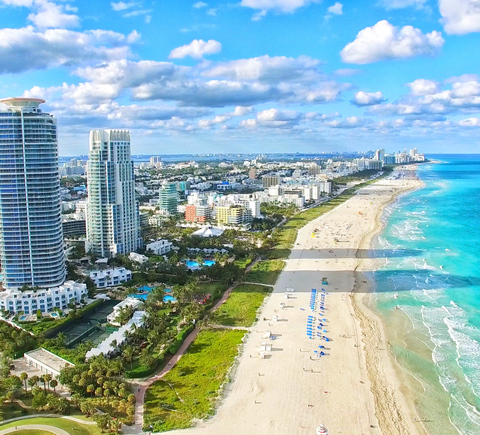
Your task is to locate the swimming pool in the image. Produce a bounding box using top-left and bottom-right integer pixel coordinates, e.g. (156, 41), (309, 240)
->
(185, 260), (216, 270)
(163, 295), (177, 303)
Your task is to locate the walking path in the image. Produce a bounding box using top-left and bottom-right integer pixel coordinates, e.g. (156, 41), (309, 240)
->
(132, 261), (263, 432)
(0, 414), (96, 426)
(0, 424), (69, 434)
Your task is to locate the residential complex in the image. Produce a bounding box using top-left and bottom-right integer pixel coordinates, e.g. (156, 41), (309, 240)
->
(0, 281), (87, 314)
(0, 98), (66, 289)
(86, 129), (141, 257)
(89, 267), (132, 288)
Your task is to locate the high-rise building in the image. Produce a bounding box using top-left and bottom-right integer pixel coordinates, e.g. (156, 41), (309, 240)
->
(262, 175), (281, 188)
(86, 129), (141, 257)
(0, 98), (65, 289)
(159, 181), (178, 215)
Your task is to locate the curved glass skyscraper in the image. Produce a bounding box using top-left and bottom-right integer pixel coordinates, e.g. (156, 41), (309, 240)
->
(0, 98), (65, 289)
(86, 129), (141, 257)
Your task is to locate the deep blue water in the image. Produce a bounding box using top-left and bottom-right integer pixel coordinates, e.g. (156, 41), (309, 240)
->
(373, 155), (480, 434)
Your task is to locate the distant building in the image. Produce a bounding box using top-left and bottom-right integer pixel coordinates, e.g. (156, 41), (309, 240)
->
(129, 252), (148, 263)
(185, 204), (211, 222)
(149, 156), (162, 169)
(62, 219), (86, 237)
(262, 175), (281, 188)
(86, 129), (141, 257)
(249, 168), (257, 179)
(107, 297), (143, 326)
(159, 181), (178, 215)
(216, 205), (252, 226)
(89, 267), (132, 288)
(146, 239), (173, 255)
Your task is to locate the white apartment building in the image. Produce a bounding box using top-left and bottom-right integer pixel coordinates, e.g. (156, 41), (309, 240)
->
(146, 239), (173, 255)
(129, 252), (148, 263)
(106, 297), (143, 326)
(86, 129), (142, 257)
(89, 267), (132, 288)
(0, 281), (87, 314)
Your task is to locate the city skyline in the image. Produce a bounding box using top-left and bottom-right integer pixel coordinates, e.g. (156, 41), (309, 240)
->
(0, 1), (479, 155)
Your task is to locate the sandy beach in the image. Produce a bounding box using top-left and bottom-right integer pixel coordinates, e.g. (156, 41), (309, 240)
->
(166, 167), (424, 435)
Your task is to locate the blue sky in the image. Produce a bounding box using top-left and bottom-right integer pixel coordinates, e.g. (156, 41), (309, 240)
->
(0, 0), (479, 155)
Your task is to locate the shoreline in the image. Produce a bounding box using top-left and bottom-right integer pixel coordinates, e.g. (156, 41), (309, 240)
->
(350, 167), (426, 435)
(162, 166), (424, 435)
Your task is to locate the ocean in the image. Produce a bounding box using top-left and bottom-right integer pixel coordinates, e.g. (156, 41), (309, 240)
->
(372, 155), (480, 434)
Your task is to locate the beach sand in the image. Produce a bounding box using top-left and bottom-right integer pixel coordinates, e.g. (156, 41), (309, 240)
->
(166, 167), (424, 435)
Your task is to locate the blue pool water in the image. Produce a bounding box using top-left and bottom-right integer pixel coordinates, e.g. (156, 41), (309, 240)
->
(373, 155), (480, 434)
(128, 287), (174, 303)
(185, 260), (216, 269)
(163, 295), (177, 303)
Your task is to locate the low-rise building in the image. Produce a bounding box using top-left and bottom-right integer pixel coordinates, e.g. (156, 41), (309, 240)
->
(89, 267), (132, 288)
(129, 252), (148, 264)
(146, 239), (173, 255)
(24, 348), (75, 378)
(0, 281), (88, 314)
(107, 297), (143, 326)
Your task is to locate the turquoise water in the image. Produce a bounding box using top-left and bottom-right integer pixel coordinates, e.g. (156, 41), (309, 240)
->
(373, 155), (480, 434)
(185, 259), (216, 269)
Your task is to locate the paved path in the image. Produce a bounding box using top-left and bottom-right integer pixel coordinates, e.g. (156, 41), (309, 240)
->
(132, 272), (265, 432)
(0, 424), (69, 434)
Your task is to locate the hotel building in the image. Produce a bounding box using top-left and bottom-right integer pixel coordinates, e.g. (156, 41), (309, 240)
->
(86, 129), (141, 257)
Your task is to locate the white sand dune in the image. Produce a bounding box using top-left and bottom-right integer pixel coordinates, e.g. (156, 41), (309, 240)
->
(166, 167), (424, 435)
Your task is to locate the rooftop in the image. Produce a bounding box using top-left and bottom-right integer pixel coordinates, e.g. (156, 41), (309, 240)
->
(24, 348), (74, 373)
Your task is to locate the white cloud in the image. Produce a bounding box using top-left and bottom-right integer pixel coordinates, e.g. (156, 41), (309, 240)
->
(198, 106), (253, 128)
(353, 91), (384, 106)
(379, 0), (426, 9)
(202, 55), (321, 82)
(340, 20), (444, 64)
(334, 68), (360, 76)
(169, 39), (221, 59)
(193, 1), (208, 7)
(327, 2), (343, 15)
(0, 0), (80, 29)
(327, 116), (365, 128)
(111, 1), (137, 11)
(240, 0), (320, 15)
(439, 0), (480, 35)
(0, 26), (137, 74)
(207, 8), (217, 15)
(407, 79), (439, 95)
(459, 117), (480, 127)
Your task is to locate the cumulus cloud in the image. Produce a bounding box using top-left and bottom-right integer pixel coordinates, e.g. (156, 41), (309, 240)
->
(352, 91), (384, 106)
(193, 1), (208, 7)
(379, 0), (426, 9)
(340, 20), (444, 64)
(327, 116), (365, 128)
(459, 117), (480, 127)
(407, 79), (439, 95)
(202, 55), (321, 82)
(111, 1), (137, 11)
(169, 39), (221, 59)
(240, 108), (302, 128)
(439, 0), (480, 35)
(198, 106), (253, 128)
(0, 26), (139, 74)
(327, 2), (343, 15)
(240, 0), (320, 17)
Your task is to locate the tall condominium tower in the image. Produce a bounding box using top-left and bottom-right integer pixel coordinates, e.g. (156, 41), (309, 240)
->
(86, 129), (141, 257)
(159, 181), (178, 215)
(0, 98), (65, 289)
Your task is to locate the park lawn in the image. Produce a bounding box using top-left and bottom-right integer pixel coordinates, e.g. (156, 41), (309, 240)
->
(144, 329), (246, 432)
(196, 282), (227, 297)
(14, 431), (53, 435)
(0, 417), (102, 435)
(245, 259), (285, 285)
(211, 284), (272, 327)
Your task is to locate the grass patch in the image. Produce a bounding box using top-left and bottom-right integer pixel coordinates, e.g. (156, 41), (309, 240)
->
(0, 417), (102, 435)
(14, 431), (53, 435)
(197, 282), (227, 296)
(211, 284), (272, 327)
(144, 329), (246, 432)
(245, 259), (285, 285)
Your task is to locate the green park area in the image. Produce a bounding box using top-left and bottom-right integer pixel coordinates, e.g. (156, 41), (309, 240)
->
(0, 416), (101, 435)
(244, 259), (285, 285)
(144, 329), (246, 432)
(212, 284), (272, 327)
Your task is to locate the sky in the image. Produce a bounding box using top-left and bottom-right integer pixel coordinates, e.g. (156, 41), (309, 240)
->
(0, 0), (479, 156)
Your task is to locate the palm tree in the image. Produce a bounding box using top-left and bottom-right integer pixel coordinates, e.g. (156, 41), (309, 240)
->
(20, 372), (28, 393)
(44, 374), (52, 392)
(28, 375), (39, 390)
(123, 346), (134, 371)
(50, 379), (58, 393)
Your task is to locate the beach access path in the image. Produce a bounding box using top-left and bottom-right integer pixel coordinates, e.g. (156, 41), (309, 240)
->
(162, 167), (422, 435)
